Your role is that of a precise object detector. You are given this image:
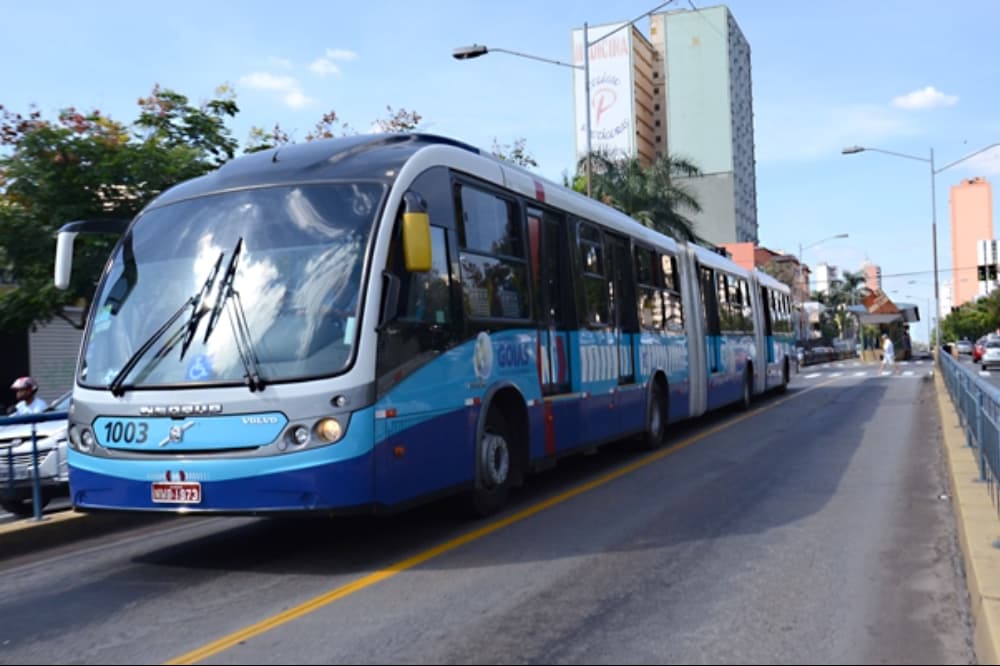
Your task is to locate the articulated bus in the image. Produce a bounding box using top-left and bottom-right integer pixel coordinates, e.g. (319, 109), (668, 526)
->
(53, 134), (793, 516)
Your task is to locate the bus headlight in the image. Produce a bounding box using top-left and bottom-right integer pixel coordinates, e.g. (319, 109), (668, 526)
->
(292, 426), (310, 446)
(315, 418), (343, 443)
(79, 429), (96, 453)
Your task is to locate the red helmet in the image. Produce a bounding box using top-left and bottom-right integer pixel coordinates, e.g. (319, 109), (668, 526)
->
(10, 376), (38, 393)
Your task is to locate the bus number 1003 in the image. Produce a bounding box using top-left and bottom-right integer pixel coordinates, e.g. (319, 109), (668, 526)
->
(103, 421), (149, 444)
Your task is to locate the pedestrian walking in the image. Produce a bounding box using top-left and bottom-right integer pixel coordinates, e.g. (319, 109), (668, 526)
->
(879, 334), (899, 375)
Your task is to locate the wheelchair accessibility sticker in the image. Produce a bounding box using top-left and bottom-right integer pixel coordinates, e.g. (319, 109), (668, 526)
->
(186, 354), (213, 381)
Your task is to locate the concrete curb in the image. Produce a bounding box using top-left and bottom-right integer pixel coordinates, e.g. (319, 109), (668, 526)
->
(0, 510), (168, 562)
(935, 369), (1000, 664)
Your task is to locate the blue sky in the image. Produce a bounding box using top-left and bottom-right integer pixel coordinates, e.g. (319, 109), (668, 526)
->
(4, 0), (999, 341)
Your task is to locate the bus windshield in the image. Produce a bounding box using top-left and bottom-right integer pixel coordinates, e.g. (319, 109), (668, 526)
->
(80, 182), (385, 390)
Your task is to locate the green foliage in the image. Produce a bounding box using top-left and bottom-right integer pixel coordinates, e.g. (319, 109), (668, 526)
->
(941, 292), (1000, 342)
(573, 150), (703, 242)
(0, 85), (239, 330)
(806, 273), (870, 342)
(0, 85), (525, 336)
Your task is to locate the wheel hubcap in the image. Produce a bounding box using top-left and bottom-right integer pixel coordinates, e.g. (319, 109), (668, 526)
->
(480, 431), (510, 489)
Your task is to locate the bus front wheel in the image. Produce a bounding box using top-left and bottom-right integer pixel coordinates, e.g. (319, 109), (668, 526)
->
(470, 409), (513, 517)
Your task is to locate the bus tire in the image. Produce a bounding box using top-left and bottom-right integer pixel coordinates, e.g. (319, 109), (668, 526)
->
(640, 381), (668, 450)
(469, 408), (514, 517)
(777, 359), (789, 393)
(740, 367), (753, 411)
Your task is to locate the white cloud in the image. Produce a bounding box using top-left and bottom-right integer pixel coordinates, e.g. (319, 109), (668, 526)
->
(891, 86), (959, 110)
(239, 72), (313, 109)
(284, 90), (313, 109)
(309, 58), (342, 77)
(324, 48), (358, 61)
(239, 72), (298, 92)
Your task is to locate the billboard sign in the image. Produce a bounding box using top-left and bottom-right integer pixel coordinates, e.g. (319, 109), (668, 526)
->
(572, 23), (635, 160)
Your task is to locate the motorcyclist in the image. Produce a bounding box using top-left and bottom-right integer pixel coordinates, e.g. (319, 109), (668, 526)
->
(9, 376), (48, 415)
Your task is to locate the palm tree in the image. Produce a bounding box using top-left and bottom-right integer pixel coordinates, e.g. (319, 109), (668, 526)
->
(574, 150), (704, 243)
(838, 270), (870, 305)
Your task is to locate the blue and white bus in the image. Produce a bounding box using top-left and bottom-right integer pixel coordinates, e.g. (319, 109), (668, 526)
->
(53, 134), (793, 516)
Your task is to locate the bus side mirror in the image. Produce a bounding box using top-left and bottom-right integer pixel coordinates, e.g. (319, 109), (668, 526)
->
(401, 192), (431, 272)
(54, 231), (78, 290)
(53, 218), (130, 289)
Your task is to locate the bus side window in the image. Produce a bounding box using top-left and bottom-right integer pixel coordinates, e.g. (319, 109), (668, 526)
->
(398, 226), (451, 324)
(377, 222), (454, 392)
(577, 221), (610, 327)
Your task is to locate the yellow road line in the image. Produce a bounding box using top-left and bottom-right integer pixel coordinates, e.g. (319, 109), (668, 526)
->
(166, 377), (837, 665)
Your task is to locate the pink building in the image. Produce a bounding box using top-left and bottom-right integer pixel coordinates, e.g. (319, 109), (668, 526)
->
(719, 242), (808, 302)
(861, 260), (881, 293)
(719, 242), (755, 270)
(950, 177), (994, 307)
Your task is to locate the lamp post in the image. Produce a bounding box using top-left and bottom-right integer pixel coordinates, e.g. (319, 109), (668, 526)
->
(453, 0), (676, 197)
(796, 233), (849, 340)
(841, 141), (1000, 353)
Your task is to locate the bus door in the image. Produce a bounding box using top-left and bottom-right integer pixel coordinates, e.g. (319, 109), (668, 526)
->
(608, 234), (636, 387)
(761, 286), (775, 364)
(527, 208), (572, 396)
(700, 265), (723, 375)
(608, 233), (640, 432)
(527, 208), (573, 457)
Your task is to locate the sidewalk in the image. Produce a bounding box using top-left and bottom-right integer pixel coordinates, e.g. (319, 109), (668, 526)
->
(0, 508), (166, 561)
(935, 369), (1000, 664)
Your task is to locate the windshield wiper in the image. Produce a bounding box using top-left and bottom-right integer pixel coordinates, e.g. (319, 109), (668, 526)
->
(202, 238), (242, 345)
(108, 249), (227, 397)
(179, 251), (224, 361)
(108, 299), (193, 397)
(203, 238), (266, 392)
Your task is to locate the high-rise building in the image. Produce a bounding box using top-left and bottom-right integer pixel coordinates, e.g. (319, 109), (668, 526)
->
(950, 176), (994, 307)
(861, 260), (882, 293)
(572, 4), (758, 247)
(813, 263), (838, 295)
(649, 5), (758, 246)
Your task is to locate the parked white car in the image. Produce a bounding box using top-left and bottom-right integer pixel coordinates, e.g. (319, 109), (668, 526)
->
(0, 392), (71, 517)
(981, 340), (1000, 371)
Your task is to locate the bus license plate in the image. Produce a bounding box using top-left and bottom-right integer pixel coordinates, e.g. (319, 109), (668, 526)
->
(151, 481), (202, 504)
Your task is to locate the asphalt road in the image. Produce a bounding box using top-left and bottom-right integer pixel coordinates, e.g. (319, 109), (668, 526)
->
(0, 364), (976, 664)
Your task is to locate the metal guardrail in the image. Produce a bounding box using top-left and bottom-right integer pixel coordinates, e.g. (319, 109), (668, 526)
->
(940, 353), (1000, 512)
(0, 411), (69, 522)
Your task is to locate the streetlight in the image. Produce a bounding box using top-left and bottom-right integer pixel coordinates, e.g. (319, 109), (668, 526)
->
(796, 233), (849, 340)
(453, 0), (676, 198)
(841, 141), (1000, 351)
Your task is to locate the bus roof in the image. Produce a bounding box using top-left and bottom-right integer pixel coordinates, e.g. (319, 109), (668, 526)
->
(756, 270), (790, 293)
(146, 134), (482, 210)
